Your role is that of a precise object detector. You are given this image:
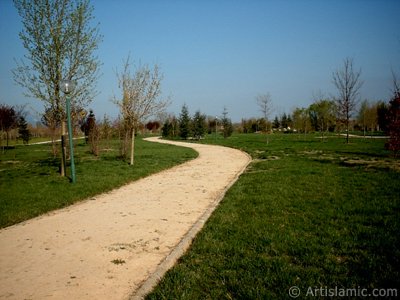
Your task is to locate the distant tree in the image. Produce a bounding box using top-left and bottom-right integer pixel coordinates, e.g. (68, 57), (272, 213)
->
(0, 104), (18, 148)
(13, 0), (102, 174)
(281, 113), (288, 129)
(161, 115), (178, 138)
(145, 121), (160, 133)
(100, 114), (112, 141)
(377, 101), (389, 132)
(272, 116), (280, 129)
(256, 93), (273, 143)
(257, 118), (267, 132)
(287, 114), (293, 129)
(207, 116), (217, 134)
(240, 118), (264, 134)
(162, 119), (173, 138)
(192, 110), (207, 140)
(292, 107), (310, 136)
(358, 100), (378, 136)
(309, 99), (337, 139)
(221, 107), (233, 138)
(179, 104), (191, 140)
(113, 57), (169, 165)
(18, 115), (31, 144)
(333, 58), (363, 143)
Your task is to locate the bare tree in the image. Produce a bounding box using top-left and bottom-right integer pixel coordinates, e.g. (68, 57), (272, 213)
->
(114, 57), (169, 165)
(13, 0), (102, 175)
(256, 93), (273, 143)
(332, 58), (363, 143)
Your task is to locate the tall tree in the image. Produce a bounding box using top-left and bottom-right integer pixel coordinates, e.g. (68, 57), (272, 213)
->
(358, 100), (378, 136)
(272, 116), (280, 130)
(292, 107), (310, 136)
(332, 58), (363, 143)
(256, 93), (273, 143)
(179, 104), (191, 140)
(377, 101), (389, 132)
(309, 99), (337, 139)
(114, 57), (169, 165)
(13, 0), (102, 175)
(192, 110), (207, 140)
(221, 106), (233, 138)
(18, 115), (31, 144)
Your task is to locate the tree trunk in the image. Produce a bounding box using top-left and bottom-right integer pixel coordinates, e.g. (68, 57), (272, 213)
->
(346, 113), (350, 144)
(130, 127), (135, 165)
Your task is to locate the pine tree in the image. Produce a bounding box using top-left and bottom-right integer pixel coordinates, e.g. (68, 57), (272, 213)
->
(179, 104), (191, 139)
(18, 116), (30, 144)
(272, 116), (280, 129)
(162, 119), (173, 138)
(221, 107), (233, 138)
(192, 110), (207, 140)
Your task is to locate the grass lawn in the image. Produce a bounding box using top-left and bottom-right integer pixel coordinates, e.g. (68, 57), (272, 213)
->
(0, 136), (197, 228)
(147, 133), (400, 299)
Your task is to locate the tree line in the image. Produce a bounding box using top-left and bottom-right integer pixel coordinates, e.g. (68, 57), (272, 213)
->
(161, 105), (233, 140)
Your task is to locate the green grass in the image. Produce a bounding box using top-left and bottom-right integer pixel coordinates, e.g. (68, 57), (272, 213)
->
(0, 137), (197, 228)
(147, 133), (400, 299)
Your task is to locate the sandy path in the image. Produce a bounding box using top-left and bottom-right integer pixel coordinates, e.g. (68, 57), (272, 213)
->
(0, 137), (251, 300)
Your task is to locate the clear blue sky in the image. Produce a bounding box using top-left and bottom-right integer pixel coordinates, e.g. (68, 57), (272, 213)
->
(1, 0), (399, 123)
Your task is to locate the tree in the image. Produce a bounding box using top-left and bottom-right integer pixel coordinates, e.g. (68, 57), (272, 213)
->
(81, 109), (99, 155)
(0, 104), (18, 148)
(179, 104), (191, 140)
(281, 113), (288, 129)
(162, 115), (178, 138)
(221, 107), (233, 138)
(377, 101), (389, 132)
(272, 116), (280, 130)
(145, 121), (160, 133)
(309, 99), (337, 139)
(385, 75), (400, 157)
(358, 100), (378, 136)
(13, 0), (102, 175)
(292, 107), (310, 136)
(332, 58), (363, 143)
(192, 110), (207, 140)
(17, 115), (31, 144)
(256, 93), (273, 143)
(114, 57), (169, 165)
(162, 119), (173, 138)
(100, 114), (112, 140)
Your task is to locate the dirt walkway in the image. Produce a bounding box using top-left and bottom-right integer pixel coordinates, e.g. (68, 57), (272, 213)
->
(0, 137), (251, 300)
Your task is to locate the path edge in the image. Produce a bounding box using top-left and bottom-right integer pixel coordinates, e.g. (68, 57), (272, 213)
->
(129, 139), (252, 300)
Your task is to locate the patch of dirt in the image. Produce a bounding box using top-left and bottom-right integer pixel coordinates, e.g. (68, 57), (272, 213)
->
(340, 158), (400, 171)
